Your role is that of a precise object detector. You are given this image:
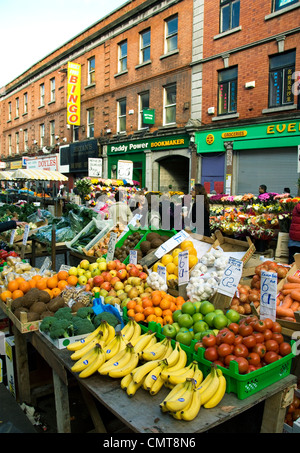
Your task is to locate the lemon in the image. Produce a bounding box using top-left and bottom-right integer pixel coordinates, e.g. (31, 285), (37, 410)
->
(166, 262), (176, 274)
(161, 254), (173, 266)
(172, 248), (182, 257)
(167, 273), (178, 281)
(152, 261), (163, 272)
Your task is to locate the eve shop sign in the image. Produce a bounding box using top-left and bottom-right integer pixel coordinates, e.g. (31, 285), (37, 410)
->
(67, 62), (81, 126)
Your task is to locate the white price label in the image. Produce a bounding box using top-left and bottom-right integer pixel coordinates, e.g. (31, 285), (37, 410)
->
(157, 265), (167, 283)
(10, 229), (16, 245)
(178, 250), (189, 286)
(106, 232), (118, 262)
(260, 271), (277, 321)
(218, 257), (243, 297)
(59, 264), (72, 272)
(129, 250), (137, 265)
(154, 230), (190, 259)
(22, 224), (30, 245)
(39, 257), (52, 275)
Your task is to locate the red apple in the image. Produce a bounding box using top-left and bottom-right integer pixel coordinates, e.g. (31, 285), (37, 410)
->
(126, 263), (135, 272)
(93, 275), (104, 286)
(136, 264), (143, 271)
(109, 270), (117, 277)
(138, 271), (148, 280)
(102, 271), (112, 282)
(100, 281), (111, 291)
(117, 268), (128, 280)
(107, 260), (116, 270)
(111, 276), (121, 286)
(115, 260), (125, 271)
(87, 278), (94, 288)
(129, 266), (140, 277)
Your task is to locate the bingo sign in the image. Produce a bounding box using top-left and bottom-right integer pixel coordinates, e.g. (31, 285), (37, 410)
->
(67, 62), (81, 126)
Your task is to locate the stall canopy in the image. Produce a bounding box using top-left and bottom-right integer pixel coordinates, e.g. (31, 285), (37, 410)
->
(10, 169), (68, 181)
(0, 171), (14, 180)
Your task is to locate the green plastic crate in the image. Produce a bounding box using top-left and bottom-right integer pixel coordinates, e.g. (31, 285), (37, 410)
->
(192, 342), (295, 400)
(101, 227), (147, 262)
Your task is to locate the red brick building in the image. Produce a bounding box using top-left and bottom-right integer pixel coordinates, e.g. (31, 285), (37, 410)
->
(191, 0), (300, 195)
(0, 0), (194, 192)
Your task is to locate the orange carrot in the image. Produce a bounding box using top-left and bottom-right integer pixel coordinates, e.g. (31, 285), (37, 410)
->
(291, 301), (300, 311)
(278, 316), (296, 322)
(287, 275), (300, 284)
(282, 283), (300, 290)
(281, 295), (293, 308)
(276, 297), (281, 306)
(276, 306), (295, 318)
(290, 290), (300, 302)
(281, 289), (293, 295)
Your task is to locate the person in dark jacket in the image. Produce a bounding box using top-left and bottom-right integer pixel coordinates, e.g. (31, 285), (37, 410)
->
(0, 220), (27, 234)
(288, 202), (300, 264)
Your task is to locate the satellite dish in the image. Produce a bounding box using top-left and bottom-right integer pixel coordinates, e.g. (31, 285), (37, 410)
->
(42, 146), (51, 154)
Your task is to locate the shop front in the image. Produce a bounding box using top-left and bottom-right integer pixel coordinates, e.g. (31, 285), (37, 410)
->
(195, 118), (300, 196)
(106, 133), (191, 192)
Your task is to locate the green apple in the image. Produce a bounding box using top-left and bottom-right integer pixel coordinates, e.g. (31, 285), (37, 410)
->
(193, 320), (209, 334)
(193, 301), (202, 313)
(177, 313), (194, 329)
(68, 267), (78, 276)
(161, 324), (177, 339)
(181, 301), (196, 316)
(200, 301), (215, 315)
(226, 309), (240, 324)
(192, 312), (203, 323)
(176, 330), (193, 346)
(204, 312), (216, 327)
(213, 313), (229, 330)
(78, 275), (87, 286)
(172, 322), (180, 334)
(214, 309), (224, 316)
(172, 309), (182, 323)
(91, 268), (101, 277)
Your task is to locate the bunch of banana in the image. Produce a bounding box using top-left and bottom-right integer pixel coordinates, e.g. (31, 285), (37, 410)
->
(68, 322), (115, 361)
(120, 319), (141, 343)
(161, 378), (195, 414)
(131, 330), (157, 356)
(141, 337), (173, 361)
(120, 373), (146, 398)
(103, 331), (127, 360)
(98, 343), (139, 378)
(161, 360), (203, 387)
(200, 367), (226, 409)
(77, 344), (106, 379)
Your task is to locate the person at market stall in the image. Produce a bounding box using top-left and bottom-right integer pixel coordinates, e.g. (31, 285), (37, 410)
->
(258, 184), (267, 195)
(140, 192), (161, 229)
(284, 187), (291, 195)
(184, 183), (210, 236)
(288, 201), (300, 264)
(0, 219), (27, 233)
(108, 189), (133, 225)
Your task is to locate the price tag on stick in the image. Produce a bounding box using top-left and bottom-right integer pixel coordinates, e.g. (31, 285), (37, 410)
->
(157, 265), (167, 283)
(178, 250), (189, 286)
(260, 270), (277, 322)
(9, 229), (16, 245)
(217, 257), (243, 297)
(106, 232), (118, 262)
(129, 250), (137, 265)
(154, 230), (190, 259)
(22, 224), (30, 246)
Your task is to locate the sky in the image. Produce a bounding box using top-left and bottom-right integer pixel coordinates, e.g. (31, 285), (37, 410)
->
(0, 0), (127, 87)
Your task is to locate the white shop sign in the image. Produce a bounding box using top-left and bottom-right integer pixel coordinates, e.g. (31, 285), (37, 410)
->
(26, 155), (58, 171)
(88, 158), (103, 178)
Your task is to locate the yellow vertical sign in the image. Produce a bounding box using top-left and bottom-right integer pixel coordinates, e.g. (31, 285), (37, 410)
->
(67, 62), (81, 126)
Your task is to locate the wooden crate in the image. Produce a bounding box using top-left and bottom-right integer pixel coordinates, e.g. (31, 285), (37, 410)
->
(0, 299), (40, 333)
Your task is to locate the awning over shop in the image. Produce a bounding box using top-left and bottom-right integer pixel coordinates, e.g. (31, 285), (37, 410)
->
(0, 171), (14, 180)
(10, 169), (68, 181)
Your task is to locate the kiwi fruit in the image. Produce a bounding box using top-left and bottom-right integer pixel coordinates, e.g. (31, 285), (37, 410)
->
(146, 232), (160, 242)
(30, 301), (48, 315)
(140, 240), (151, 254)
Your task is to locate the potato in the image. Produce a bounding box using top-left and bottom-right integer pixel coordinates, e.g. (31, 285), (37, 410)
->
(47, 296), (66, 312)
(10, 297), (25, 312)
(30, 301), (47, 314)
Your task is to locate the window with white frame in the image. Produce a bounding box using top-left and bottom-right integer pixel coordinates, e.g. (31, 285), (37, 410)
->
(24, 92), (28, 114)
(40, 123), (45, 146)
(15, 132), (19, 154)
(138, 91), (150, 129)
(165, 15), (178, 53)
(16, 97), (19, 118)
(8, 102), (11, 121)
(88, 57), (95, 85)
(87, 109), (94, 138)
(8, 135), (12, 156)
(118, 41), (127, 73)
(40, 83), (45, 106)
(24, 129), (28, 152)
(220, 0), (240, 33)
(117, 98), (126, 132)
(163, 84), (176, 125)
(140, 29), (151, 64)
(269, 50), (295, 108)
(50, 121), (55, 146)
(50, 78), (55, 102)
(272, 0), (298, 11)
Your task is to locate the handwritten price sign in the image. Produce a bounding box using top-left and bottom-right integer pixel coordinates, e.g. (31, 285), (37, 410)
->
(106, 232), (118, 262)
(154, 230), (190, 259)
(260, 270), (277, 321)
(178, 251), (189, 286)
(157, 265), (167, 283)
(129, 250), (137, 265)
(218, 257), (243, 297)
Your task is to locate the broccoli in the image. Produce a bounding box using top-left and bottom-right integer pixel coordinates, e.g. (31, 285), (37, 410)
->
(93, 312), (119, 329)
(76, 306), (95, 322)
(54, 306), (73, 321)
(49, 318), (73, 340)
(39, 316), (57, 334)
(73, 317), (95, 335)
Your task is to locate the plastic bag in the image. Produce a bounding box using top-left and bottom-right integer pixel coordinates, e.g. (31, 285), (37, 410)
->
(68, 210), (85, 233)
(92, 298), (124, 328)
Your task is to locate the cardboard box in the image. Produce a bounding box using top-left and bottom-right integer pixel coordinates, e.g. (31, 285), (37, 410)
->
(39, 329), (89, 349)
(5, 336), (16, 398)
(275, 232), (289, 261)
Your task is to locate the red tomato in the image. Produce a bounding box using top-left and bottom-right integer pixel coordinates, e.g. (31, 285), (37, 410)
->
(202, 334), (217, 348)
(264, 351), (279, 364)
(272, 333), (284, 345)
(279, 342), (292, 356)
(213, 360), (225, 367)
(224, 354), (237, 367)
(271, 322), (282, 333)
(247, 364), (257, 373)
(238, 324), (253, 337)
(234, 335), (243, 345)
(242, 335), (256, 349)
(220, 330), (235, 345)
(265, 339), (279, 353)
(228, 323), (239, 334)
(235, 357), (249, 374)
(204, 346), (218, 362)
(247, 352), (261, 366)
(244, 315), (258, 325)
(263, 329), (273, 341)
(253, 320), (266, 332)
(264, 318), (274, 330)
(253, 332), (265, 344)
(253, 343), (266, 358)
(218, 343), (232, 357)
(234, 343), (249, 358)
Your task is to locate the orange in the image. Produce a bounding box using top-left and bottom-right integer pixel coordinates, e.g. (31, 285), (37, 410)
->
(142, 298), (152, 309)
(57, 280), (68, 291)
(57, 270), (69, 281)
(28, 279), (36, 288)
(170, 302), (177, 312)
(12, 290), (24, 300)
(176, 296), (185, 306)
(1, 290), (12, 302)
(153, 306), (162, 317)
(15, 277), (25, 285)
(127, 309), (135, 319)
(7, 280), (19, 293)
(127, 300), (136, 310)
(43, 288), (53, 299)
(162, 309), (173, 317)
(47, 276), (59, 289)
(143, 306), (154, 318)
(134, 304), (144, 314)
(36, 278), (48, 290)
(52, 288), (61, 297)
(163, 315), (173, 325)
(146, 314), (157, 323)
(160, 298), (171, 310)
(134, 313), (145, 323)
(151, 291), (162, 306)
(156, 316), (163, 326)
(32, 275), (42, 282)
(67, 275), (78, 286)
(19, 281), (31, 294)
